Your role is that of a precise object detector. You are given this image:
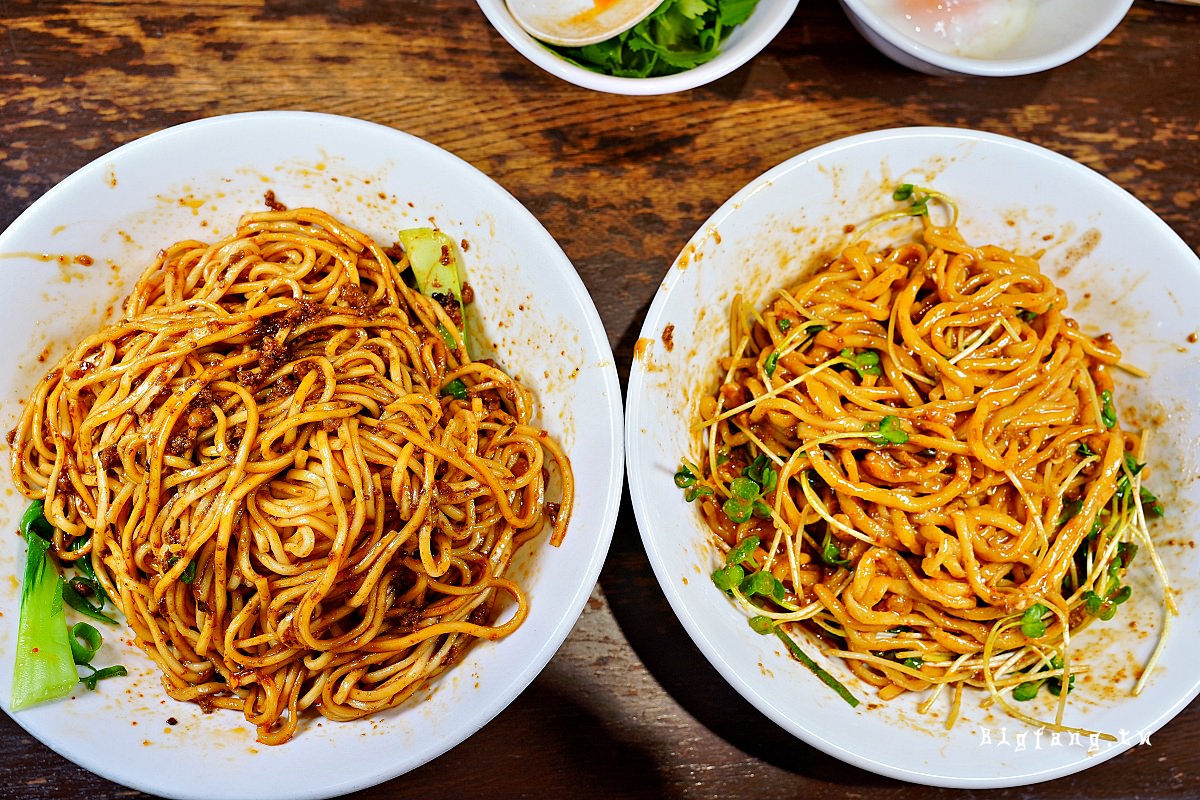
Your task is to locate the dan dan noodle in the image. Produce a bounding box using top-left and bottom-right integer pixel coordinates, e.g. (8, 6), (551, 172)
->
(681, 190), (1174, 735)
(9, 207), (573, 744)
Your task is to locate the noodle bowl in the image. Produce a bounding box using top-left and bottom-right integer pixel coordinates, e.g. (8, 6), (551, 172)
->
(681, 190), (1172, 735)
(9, 207), (573, 744)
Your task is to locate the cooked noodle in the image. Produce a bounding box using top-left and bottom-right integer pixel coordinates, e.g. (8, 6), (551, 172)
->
(684, 191), (1173, 734)
(9, 207), (573, 744)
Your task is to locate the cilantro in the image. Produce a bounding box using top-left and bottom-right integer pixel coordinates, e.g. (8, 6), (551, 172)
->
(547, 0), (762, 78)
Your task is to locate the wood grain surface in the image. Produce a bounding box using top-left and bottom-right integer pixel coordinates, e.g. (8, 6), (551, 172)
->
(2, 1), (1199, 798)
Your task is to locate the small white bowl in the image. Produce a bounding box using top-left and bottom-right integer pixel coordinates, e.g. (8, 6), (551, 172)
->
(839, 0), (1133, 77)
(476, 0), (799, 94)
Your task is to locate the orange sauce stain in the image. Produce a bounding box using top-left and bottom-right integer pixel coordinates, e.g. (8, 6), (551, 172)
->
(573, 0), (623, 22)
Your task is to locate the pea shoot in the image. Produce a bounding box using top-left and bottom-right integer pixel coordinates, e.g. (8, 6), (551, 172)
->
(441, 377), (469, 401)
(1013, 655), (1073, 701)
(1099, 389), (1117, 428)
(764, 350), (780, 377)
(863, 415), (908, 446)
(1083, 542), (1137, 621)
(675, 463), (715, 503)
(1020, 604), (1049, 639)
(721, 456), (777, 524)
(819, 531), (850, 568)
(840, 347), (882, 378)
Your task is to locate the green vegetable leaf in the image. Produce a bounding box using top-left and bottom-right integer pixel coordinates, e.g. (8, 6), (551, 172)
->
(69, 622), (103, 666)
(1139, 486), (1164, 517)
(1013, 680), (1042, 701)
(743, 455), (777, 494)
(1100, 389), (1117, 428)
(674, 465), (697, 488)
(1020, 604), (1048, 639)
(79, 663), (128, 691)
(62, 578), (119, 625)
(840, 348), (882, 378)
(712, 564), (745, 593)
(548, 0), (761, 78)
(441, 378), (469, 402)
(820, 533), (850, 568)
(11, 501), (79, 711)
(726, 535), (760, 568)
(774, 627), (860, 708)
(764, 350), (780, 377)
(397, 227), (467, 351)
(864, 415), (908, 446)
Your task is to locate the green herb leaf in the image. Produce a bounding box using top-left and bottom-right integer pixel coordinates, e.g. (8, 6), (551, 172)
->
(68, 622), (103, 666)
(441, 377), (469, 401)
(1013, 680), (1043, 701)
(79, 663), (128, 691)
(548, 0), (762, 78)
(749, 615), (774, 634)
(840, 347), (882, 378)
(712, 564), (745, 593)
(864, 415), (908, 446)
(62, 578), (119, 625)
(729, 476), (760, 501)
(740, 570), (778, 599)
(726, 535), (760, 568)
(820, 533), (850, 568)
(764, 350), (780, 377)
(674, 465), (697, 489)
(1100, 389), (1117, 428)
(722, 497), (753, 523)
(1020, 604), (1048, 639)
(11, 501), (79, 711)
(892, 184), (915, 202)
(1139, 487), (1164, 517)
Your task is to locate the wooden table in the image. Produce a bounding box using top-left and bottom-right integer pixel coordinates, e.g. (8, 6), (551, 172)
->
(2, 1), (1199, 797)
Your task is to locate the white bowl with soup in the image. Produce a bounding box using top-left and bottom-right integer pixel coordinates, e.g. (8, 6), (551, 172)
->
(839, 0), (1134, 76)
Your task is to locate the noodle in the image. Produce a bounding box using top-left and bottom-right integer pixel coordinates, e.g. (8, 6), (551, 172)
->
(9, 207), (574, 744)
(681, 190), (1173, 735)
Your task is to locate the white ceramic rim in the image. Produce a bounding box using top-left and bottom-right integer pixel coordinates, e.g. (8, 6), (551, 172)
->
(476, 0), (800, 95)
(839, 0), (1134, 77)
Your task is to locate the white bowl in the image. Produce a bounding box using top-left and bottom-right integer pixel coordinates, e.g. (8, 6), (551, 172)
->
(476, 0), (799, 94)
(0, 111), (624, 800)
(839, 0), (1133, 77)
(626, 127), (1200, 787)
